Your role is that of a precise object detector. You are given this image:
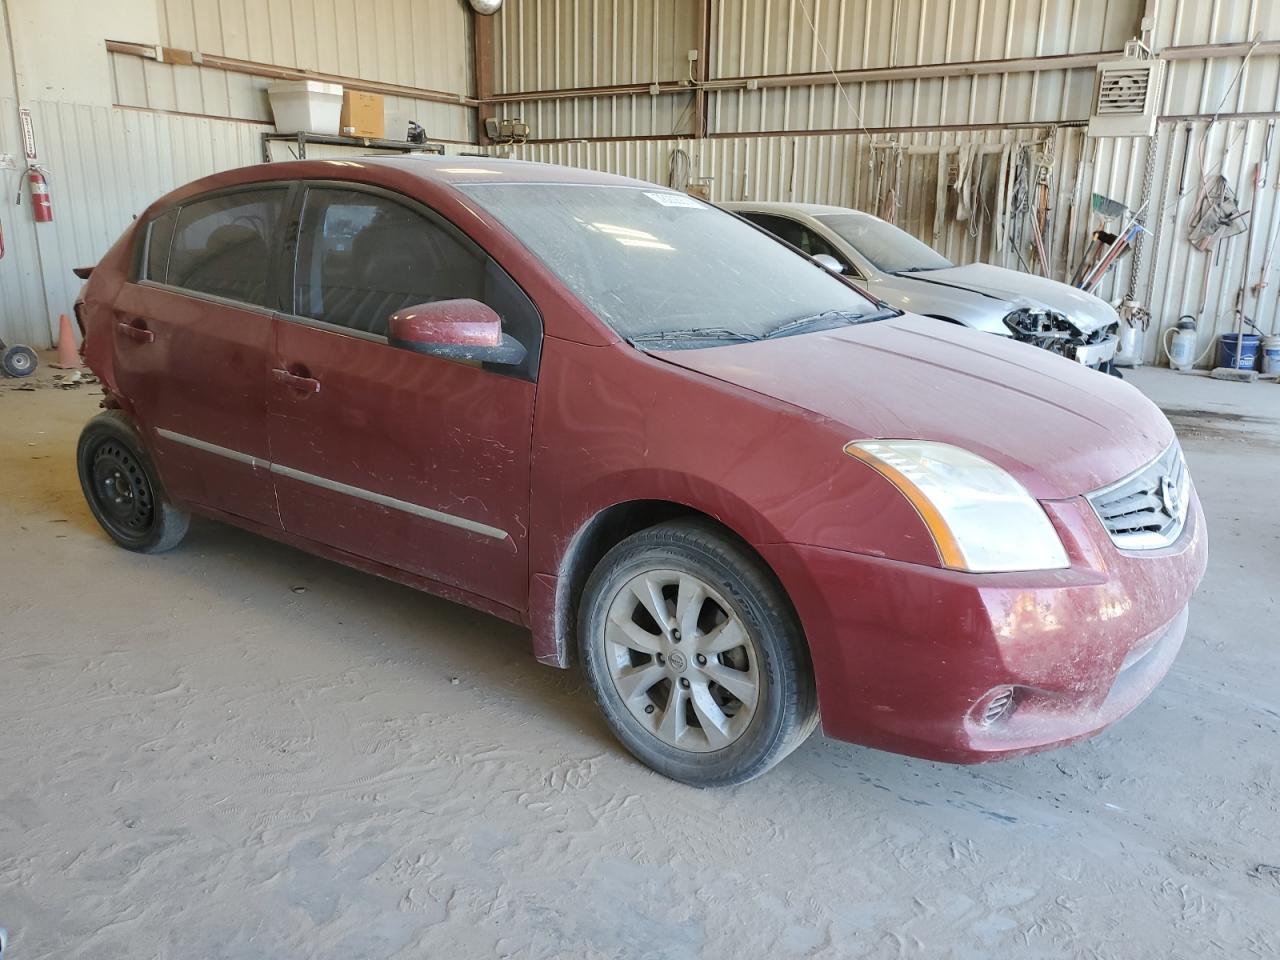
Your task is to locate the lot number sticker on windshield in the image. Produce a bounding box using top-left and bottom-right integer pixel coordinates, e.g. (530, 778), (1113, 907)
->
(644, 191), (703, 208)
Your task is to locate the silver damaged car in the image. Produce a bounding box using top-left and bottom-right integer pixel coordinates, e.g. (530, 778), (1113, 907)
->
(725, 201), (1121, 370)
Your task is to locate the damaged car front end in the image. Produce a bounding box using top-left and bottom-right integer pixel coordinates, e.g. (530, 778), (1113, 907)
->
(723, 201), (1123, 372)
(1003, 306), (1120, 369)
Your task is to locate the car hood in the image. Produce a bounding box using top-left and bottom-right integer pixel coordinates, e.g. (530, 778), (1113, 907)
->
(655, 316), (1173, 500)
(899, 263), (1119, 335)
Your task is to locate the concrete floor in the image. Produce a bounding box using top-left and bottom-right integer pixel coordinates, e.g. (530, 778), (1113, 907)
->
(1, 363), (1278, 959)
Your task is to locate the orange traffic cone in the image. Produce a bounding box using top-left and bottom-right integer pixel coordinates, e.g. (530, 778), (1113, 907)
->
(52, 313), (80, 369)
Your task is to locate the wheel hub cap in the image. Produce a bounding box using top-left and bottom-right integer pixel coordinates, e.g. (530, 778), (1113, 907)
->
(603, 569), (761, 753)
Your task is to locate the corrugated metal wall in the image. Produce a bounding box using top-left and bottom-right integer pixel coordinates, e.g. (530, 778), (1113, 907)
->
(0, 0), (475, 348)
(483, 0), (1280, 365)
(5, 0), (1280, 365)
(487, 0), (1143, 139)
(27, 103), (265, 334)
(110, 55), (473, 144)
(109, 0), (475, 143)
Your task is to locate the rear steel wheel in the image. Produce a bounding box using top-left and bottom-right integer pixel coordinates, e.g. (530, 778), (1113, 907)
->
(87, 439), (155, 542)
(77, 411), (189, 553)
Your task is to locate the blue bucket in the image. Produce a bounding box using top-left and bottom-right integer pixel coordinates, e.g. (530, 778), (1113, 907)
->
(1218, 333), (1260, 370)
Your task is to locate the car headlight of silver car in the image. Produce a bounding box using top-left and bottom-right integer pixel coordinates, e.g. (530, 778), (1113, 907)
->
(844, 440), (1070, 573)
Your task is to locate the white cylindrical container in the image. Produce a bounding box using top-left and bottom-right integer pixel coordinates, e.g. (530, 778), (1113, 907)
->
(1262, 335), (1280, 375)
(1166, 319), (1197, 371)
(1115, 321), (1142, 367)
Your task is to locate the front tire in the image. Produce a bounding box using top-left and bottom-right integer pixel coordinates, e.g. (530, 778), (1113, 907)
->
(580, 520), (817, 786)
(77, 411), (189, 553)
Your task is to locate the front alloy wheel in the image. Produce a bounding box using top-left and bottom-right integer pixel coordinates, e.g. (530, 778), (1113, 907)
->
(580, 520), (817, 786)
(604, 569), (760, 752)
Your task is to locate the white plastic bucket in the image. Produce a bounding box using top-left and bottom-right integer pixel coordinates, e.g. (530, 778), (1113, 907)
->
(267, 81), (343, 135)
(1262, 335), (1280, 375)
(1115, 321), (1142, 367)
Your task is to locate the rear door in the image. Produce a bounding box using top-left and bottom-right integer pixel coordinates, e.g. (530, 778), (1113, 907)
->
(266, 183), (541, 613)
(110, 186), (289, 528)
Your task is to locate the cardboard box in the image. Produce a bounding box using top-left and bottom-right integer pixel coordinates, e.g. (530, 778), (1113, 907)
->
(340, 91), (385, 139)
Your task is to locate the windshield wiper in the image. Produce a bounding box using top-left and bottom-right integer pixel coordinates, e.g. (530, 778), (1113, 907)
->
(763, 308), (896, 340)
(628, 328), (761, 347)
(892, 266), (943, 275)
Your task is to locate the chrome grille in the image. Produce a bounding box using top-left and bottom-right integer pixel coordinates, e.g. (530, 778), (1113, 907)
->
(1087, 443), (1190, 549)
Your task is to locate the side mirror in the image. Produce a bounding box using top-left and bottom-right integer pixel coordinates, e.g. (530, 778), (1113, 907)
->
(388, 298), (527, 366)
(812, 254), (846, 274)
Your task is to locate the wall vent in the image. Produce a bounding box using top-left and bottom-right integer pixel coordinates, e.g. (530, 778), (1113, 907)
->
(1087, 40), (1165, 138)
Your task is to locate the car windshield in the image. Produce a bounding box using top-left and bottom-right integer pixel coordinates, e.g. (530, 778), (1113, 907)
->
(457, 183), (882, 343)
(818, 212), (954, 274)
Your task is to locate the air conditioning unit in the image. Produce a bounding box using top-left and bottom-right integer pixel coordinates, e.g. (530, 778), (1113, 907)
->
(1087, 40), (1165, 138)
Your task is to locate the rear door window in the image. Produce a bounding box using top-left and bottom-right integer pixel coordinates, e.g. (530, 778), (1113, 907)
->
(164, 189), (287, 308)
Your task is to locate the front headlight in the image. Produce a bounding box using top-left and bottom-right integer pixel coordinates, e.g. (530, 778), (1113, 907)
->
(844, 440), (1070, 573)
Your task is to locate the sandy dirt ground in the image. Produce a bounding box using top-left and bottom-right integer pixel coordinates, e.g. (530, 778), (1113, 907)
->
(1, 362), (1278, 959)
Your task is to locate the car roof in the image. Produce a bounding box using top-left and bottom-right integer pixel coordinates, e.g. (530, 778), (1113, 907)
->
(722, 200), (878, 220)
(270, 154), (655, 190)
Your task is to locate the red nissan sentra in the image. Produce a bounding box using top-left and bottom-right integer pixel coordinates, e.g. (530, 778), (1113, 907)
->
(74, 157), (1207, 786)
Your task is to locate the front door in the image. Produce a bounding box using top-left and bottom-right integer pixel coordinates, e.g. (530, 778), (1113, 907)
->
(110, 186), (288, 528)
(266, 184), (540, 614)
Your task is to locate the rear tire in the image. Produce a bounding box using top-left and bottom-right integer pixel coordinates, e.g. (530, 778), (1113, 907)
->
(580, 519), (818, 787)
(77, 411), (189, 553)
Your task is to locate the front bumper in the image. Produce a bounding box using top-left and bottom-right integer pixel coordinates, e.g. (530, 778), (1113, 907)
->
(1075, 333), (1119, 368)
(760, 490), (1207, 763)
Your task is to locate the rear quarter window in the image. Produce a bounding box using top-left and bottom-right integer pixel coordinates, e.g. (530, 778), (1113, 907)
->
(141, 209), (178, 283)
(160, 188), (288, 309)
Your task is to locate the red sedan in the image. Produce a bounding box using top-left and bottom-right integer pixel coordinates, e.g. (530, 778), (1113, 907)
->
(75, 158), (1207, 786)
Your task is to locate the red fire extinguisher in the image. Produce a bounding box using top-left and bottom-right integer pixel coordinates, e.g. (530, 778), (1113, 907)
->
(28, 166), (52, 222)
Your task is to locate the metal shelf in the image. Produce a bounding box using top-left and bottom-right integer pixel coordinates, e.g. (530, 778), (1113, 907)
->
(261, 131), (446, 163)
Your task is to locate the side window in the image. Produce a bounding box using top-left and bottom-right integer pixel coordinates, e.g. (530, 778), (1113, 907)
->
(294, 188), (484, 337)
(795, 226), (841, 261)
(142, 209), (178, 282)
(744, 213), (804, 248)
(166, 189), (286, 308)
(744, 213), (856, 275)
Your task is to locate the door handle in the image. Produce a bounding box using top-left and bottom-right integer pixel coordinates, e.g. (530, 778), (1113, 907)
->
(272, 366), (321, 394)
(117, 320), (154, 343)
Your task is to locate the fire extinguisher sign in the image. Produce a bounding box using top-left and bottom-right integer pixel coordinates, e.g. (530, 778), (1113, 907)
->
(19, 107), (37, 161)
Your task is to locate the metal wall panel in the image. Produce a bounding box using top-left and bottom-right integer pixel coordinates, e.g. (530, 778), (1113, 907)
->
(492, 0), (698, 93)
(493, 92), (696, 139)
(489, 0), (1148, 140)
(0, 103), (262, 347)
(495, 113), (1280, 368)
(0, 95), (49, 350)
(105, 0), (477, 143)
(155, 0), (474, 96)
(1136, 117), (1280, 365)
(110, 53), (476, 143)
(713, 0), (1141, 77)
